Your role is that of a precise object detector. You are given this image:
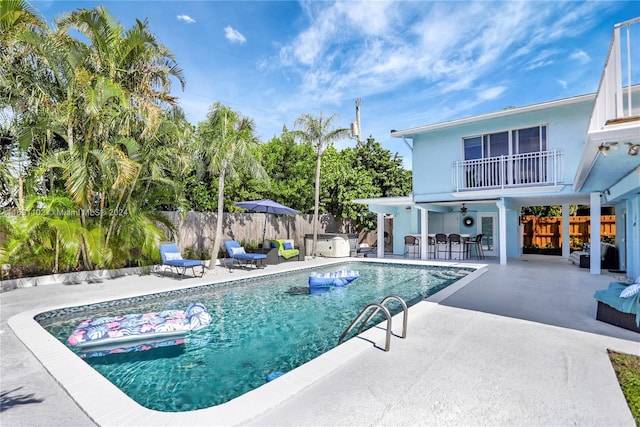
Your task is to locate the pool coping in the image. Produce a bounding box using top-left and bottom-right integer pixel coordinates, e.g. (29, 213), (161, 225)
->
(8, 258), (487, 426)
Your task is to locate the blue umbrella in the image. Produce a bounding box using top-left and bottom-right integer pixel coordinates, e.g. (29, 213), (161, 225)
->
(234, 199), (300, 241)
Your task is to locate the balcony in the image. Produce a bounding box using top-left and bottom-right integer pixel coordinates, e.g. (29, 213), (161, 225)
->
(588, 17), (640, 138)
(452, 150), (563, 192)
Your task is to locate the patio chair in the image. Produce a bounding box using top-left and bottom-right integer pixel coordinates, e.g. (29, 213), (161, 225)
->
(448, 233), (466, 260)
(428, 236), (437, 259)
(468, 234), (484, 260)
(266, 239), (302, 263)
(435, 233), (448, 259)
(223, 240), (267, 271)
(357, 242), (377, 257)
(404, 235), (419, 258)
(159, 243), (205, 280)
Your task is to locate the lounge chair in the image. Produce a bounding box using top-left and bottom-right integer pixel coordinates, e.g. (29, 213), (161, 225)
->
(356, 243), (377, 257)
(262, 239), (304, 264)
(159, 243), (205, 279)
(593, 281), (640, 333)
(223, 240), (267, 270)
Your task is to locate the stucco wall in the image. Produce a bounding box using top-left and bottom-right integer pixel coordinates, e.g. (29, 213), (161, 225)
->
(411, 99), (594, 200)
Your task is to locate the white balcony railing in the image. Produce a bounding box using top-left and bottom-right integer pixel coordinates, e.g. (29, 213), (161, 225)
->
(452, 150), (563, 192)
(588, 17), (640, 132)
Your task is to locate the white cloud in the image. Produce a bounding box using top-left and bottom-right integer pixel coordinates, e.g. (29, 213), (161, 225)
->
(523, 48), (559, 70)
(177, 14), (196, 24)
(279, 1), (544, 104)
(266, 0), (616, 136)
(477, 86), (507, 102)
(224, 26), (247, 44)
(569, 49), (590, 64)
(338, 0), (395, 36)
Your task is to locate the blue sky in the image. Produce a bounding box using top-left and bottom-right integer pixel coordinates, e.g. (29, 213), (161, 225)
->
(32, 1), (637, 168)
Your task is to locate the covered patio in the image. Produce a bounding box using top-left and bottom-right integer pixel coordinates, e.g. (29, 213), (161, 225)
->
(354, 192), (616, 273)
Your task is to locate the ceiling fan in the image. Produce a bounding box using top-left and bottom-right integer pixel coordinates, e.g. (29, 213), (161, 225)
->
(459, 203), (477, 227)
(459, 203), (477, 214)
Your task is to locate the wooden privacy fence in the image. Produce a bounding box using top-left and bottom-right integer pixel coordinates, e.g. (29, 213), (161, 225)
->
(0, 211), (365, 258)
(522, 215), (616, 249)
(161, 211), (358, 255)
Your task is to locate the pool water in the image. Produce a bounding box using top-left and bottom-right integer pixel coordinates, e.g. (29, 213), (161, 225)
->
(39, 262), (472, 412)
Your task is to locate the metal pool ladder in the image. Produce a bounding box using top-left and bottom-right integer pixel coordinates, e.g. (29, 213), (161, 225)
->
(338, 295), (408, 352)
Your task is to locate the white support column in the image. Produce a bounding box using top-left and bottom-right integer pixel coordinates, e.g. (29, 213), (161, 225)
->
(420, 208), (428, 260)
(562, 203), (570, 258)
(631, 197), (640, 279)
(377, 212), (385, 259)
(590, 192), (602, 274)
(498, 200), (507, 265)
(615, 207), (626, 271)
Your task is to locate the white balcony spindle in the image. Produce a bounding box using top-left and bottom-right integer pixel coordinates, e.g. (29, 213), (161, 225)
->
(453, 150), (563, 191)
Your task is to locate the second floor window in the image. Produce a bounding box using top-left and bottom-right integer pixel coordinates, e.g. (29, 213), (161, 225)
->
(464, 125), (547, 160)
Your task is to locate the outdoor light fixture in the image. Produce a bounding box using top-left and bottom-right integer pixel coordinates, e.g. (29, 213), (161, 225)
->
(626, 142), (640, 156)
(598, 142), (619, 156)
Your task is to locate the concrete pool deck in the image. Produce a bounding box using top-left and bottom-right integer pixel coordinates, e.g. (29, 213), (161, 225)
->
(1, 255), (639, 426)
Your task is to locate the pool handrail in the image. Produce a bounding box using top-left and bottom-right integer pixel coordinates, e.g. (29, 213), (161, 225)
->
(339, 302), (392, 351)
(357, 295), (408, 339)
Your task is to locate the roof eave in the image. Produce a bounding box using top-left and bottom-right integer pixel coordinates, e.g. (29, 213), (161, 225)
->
(391, 93), (596, 138)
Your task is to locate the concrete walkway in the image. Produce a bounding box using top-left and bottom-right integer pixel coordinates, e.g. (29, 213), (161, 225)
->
(1, 256), (639, 426)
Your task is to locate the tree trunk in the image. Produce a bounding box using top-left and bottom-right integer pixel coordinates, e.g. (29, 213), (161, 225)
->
(210, 168), (226, 270)
(312, 149), (321, 257)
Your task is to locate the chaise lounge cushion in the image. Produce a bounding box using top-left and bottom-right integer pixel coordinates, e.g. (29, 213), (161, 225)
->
(159, 243), (204, 267)
(159, 243), (205, 279)
(594, 282), (640, 327)
(268, 239), (300, 259)
(224, 241), (265, 261)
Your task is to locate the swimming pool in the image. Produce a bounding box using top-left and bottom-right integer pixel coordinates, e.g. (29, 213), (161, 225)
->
(36, 261), (473, 413)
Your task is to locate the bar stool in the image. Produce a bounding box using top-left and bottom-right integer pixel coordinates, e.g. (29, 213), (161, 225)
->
(448, 233), (466, 260)
(469, 234), (484, 260)
(435, 233), (448, 259)
(404, 235), (419, 258)
(427, 236), (437, 259)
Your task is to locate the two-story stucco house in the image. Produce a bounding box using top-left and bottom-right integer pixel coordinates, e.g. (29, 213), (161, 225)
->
(356, 17), (640, 278)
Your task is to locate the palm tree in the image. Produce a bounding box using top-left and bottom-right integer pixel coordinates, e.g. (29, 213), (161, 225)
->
(4, 195), (102, 273)
(51, 7), (186, 268)
(195, 103), (266, 267)
(0, 0), (47, 213)
(290, 113), (350, 256)
(2, 5), (189, 272)
(55, 7), (185, 138)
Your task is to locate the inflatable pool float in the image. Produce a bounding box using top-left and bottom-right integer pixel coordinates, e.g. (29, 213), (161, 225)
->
(308, 270), (359, 288)
(77, 337), (187, 359)
(67, 302), (211, 355)
(266, 371), (284, 382)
